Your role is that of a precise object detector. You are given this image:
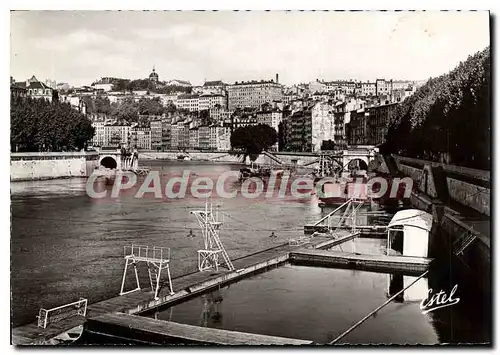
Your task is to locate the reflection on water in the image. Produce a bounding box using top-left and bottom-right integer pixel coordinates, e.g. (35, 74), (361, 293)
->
(145, 265), (440, 344)
(146, 262), (489, 344)
(387, 274), (429, 302)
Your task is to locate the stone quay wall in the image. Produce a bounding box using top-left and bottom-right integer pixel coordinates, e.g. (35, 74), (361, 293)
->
(10, 152), (99, 181)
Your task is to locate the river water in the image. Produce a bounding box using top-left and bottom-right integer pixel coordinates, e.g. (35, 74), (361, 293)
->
(10, 161), (490, 344)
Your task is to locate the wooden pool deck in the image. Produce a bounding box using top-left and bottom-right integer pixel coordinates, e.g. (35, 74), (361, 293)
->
(85, 312), (313, 345)
(12, 229), (430, 345)
(290, 249), (432, 275)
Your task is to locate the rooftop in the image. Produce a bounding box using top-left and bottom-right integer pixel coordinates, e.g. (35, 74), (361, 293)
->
(178, 94), (199, 100)
(167, 79), (192, 86)
(11, 83), (27, 91)
(15, 79), (52, 91)
(200, 94), (225, 98)
(231, 79), (278, 86)
(203, 80), (226, 87)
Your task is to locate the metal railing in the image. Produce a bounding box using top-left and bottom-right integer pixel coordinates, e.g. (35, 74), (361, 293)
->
(37, 298), (88, 329)
(313, 199), (352, 226)
(124, 245), (170, 262)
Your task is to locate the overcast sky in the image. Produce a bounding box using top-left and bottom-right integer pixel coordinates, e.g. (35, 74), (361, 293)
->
(10, 11), (490, 87)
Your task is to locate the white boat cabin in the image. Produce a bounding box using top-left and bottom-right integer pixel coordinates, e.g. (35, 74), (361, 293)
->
(386, 209), (433, 258)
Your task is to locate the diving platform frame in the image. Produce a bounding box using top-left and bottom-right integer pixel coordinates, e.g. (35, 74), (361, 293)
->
(191, 200), (234, 272)
(119, 245), (174, 300)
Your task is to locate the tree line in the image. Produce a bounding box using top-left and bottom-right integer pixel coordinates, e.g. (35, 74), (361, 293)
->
(110, 78), (192, 95)
(11, 95), (95, 152)
(82, 96), (176, 122)
(384, 46), (490, 170)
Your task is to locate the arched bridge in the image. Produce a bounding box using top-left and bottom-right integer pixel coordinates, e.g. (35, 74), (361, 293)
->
(98, 150), (138, 171)
(340, 146), (379, 170)
(261, 146), (379, 170)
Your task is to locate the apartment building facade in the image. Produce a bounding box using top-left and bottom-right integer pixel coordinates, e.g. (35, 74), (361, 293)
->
(283, 102), (334, 153)
(346, 102), (398, 146)
(130, 125), (152, 150)
(91, 120), (106, 147)
(227, 80), (282, 110)
(104, 122), (131, 147)
(161, 120), (171, 151)
(150, 120), (163, 151)
(333, 98), (366, 147)
(199, 94), (227, 111)
(209, 124), (232, 151)
(189, 127), (199, 149)
(366, 102), (398, 146)
(209, 105), (231, 123)
(176, 94), (200, 112)
(198, 126), (210, 149)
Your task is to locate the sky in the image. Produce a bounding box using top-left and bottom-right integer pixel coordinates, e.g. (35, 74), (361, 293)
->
(10, 11), (490, 87)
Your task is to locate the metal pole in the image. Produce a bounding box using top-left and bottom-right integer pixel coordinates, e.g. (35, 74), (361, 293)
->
(386, 230), (390, 255)
(166, 264), (174, 295)
(328, 270), (429, 345)
(133, 261), (140, 291)
(120, 258), (129, 295)
(147, 262), (154, 290)
(155, 264), (163, 299)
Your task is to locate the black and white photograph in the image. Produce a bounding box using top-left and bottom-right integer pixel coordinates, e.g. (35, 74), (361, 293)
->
(8, 9), (491, 346)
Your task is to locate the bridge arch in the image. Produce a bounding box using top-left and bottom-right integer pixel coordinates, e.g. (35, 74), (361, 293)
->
(347, 158), (369, 171)
(99, 155), (118, 169)
(341, 147), (378, 171)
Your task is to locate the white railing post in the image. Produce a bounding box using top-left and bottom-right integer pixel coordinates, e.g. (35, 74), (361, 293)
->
(37, 298), (88, 328)
(120, 257), (129, 295)
(78, 298), (88, 316)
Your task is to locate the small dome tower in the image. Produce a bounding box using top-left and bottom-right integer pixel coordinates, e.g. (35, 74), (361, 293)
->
(149, 66), (159, 82)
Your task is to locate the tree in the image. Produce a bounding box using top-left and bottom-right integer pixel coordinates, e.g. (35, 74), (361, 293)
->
(321, 140), (336, 150)
(165, 102), (177, 113)
(112, 79), (131, 91)
(125, 79), (156, 92)
(111, 98), (139, 122)
(82, 96), (113, 115)
(278, 121), (286, 151)
(52, 90), (59, 103)
(138, 97), (164, 116)
(385, 46), (490, 170)
(11, 95), (95, 152)
(230, 124), (277, 161)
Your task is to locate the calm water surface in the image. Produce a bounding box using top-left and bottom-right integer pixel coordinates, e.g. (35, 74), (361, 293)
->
(11, 161), (322, 326)
(11, 161), (490, 344)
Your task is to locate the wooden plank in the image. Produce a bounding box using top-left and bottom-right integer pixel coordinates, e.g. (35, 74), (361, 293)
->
(290, 249), (432, 275)
(292, 249), (432, 265)
(86, 312), (312, 345)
